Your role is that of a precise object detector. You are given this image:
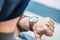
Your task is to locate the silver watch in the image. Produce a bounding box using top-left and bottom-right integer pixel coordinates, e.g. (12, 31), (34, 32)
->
(29, 16), (38, 31)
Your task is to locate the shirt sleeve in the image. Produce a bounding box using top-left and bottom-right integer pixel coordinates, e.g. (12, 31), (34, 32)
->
(0, 0), (30, 22)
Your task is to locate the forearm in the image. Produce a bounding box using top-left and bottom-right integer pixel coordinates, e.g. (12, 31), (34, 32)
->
(0, 17), (20, 33)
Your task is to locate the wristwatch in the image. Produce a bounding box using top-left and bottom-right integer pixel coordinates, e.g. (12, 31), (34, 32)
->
(29, 16), (38, 31)
(17, 16), (38, 32)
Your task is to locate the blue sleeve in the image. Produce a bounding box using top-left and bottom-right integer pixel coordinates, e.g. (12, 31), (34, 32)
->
(0, 0), (30, 21)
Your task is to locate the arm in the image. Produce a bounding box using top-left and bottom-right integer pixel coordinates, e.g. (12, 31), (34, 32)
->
(17, 15), (55, 40)
(0, 17), (20, 33)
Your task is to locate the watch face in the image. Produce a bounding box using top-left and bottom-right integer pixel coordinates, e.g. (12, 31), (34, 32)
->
(29, 16), (38, 23)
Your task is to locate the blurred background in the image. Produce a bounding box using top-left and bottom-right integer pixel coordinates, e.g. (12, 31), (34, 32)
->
(23, 0), (60, 40)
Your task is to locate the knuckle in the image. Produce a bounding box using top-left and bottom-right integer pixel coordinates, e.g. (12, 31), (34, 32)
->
(47, 33), (53, 37)
(48, 33), (53, 37)
(45, 22), (49, 25)
(44, 26), (48, 30)
(45, 30), (53, 37)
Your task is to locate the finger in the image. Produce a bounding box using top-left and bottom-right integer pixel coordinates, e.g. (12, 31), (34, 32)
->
(48, 21), (55, 29)
(49, 18), (55, 24)
(45, 22), (54, 32)
(34, 30), (42, 40)
(49, 26), (54, 32)
(46, 17), (55, 25)
(45, 17), (55, 29)
(43, 25), (53, 37)
(33, 27), (43, 40)
(45, 30), (53, 37)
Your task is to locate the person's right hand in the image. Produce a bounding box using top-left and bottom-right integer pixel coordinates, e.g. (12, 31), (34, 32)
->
(32, 17), (55, 40)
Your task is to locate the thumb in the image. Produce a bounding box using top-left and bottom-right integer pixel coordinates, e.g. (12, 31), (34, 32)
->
(34, 30), (42, 40)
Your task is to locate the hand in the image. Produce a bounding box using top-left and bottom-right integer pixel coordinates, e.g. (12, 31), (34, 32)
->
(32, 17), (55, 40)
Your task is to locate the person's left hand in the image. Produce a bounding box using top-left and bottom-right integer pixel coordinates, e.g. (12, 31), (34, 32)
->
(32, 17), (55, 40)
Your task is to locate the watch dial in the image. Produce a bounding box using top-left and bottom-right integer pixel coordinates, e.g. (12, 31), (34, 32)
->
(30, 17), (38, 23)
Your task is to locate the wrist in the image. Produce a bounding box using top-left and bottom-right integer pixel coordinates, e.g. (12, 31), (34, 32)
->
(18, 17), (30, 31)
(17, 16), (38, 31)
(29, 16), (38, 31)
